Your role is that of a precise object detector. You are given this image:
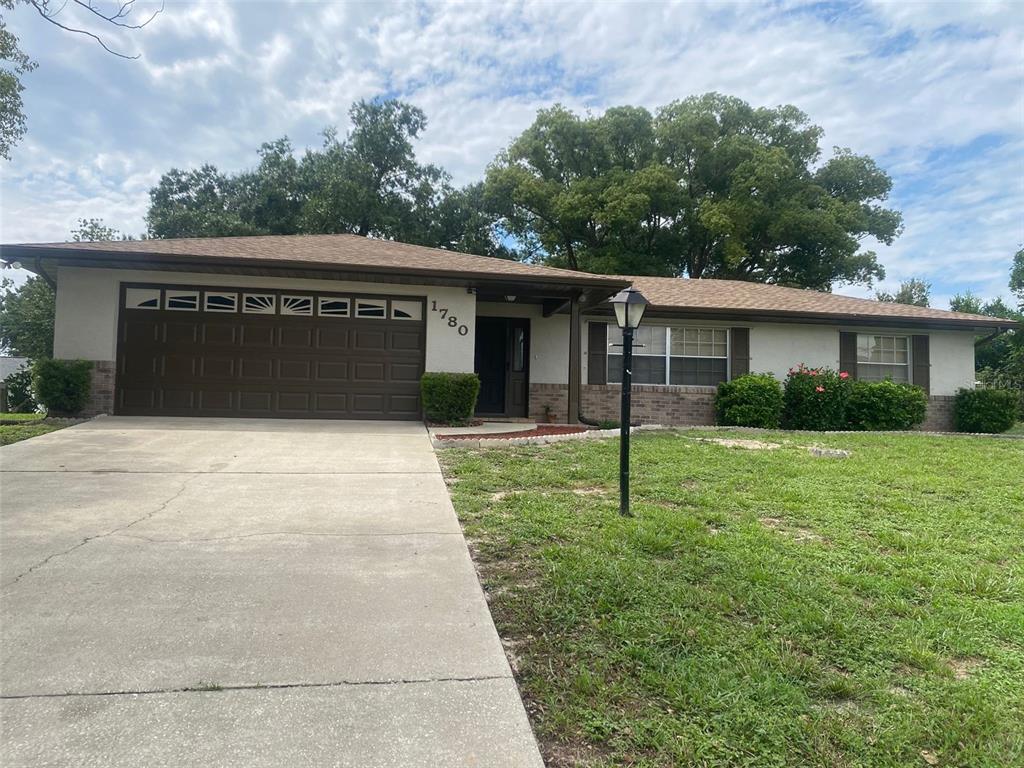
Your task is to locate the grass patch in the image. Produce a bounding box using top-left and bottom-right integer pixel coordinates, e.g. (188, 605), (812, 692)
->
(1006, 422), (1024, 436)
(0, 412), (45, 422)
(441, 430), (1024, 767)
(0, 420), (71, 445)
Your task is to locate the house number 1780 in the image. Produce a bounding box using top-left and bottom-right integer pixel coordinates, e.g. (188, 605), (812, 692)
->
(430, 300), (469, 336)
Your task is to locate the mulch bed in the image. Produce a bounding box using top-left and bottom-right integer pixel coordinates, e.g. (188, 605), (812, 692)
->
(437, 425), (588, 440)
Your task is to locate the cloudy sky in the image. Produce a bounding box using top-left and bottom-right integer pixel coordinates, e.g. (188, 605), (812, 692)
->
(1, 0), (1021, 307)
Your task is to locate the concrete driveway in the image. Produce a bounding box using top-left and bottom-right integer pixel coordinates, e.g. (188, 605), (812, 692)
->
(0, 418), (543, 767)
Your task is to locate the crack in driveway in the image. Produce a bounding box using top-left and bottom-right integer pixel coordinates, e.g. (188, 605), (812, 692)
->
(0, 476), (197, 591)
(0, 674), (513, 701)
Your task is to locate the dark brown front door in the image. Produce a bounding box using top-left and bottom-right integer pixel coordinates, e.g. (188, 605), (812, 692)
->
(115, 284), (425, 420)
(474, 317), (529, 417)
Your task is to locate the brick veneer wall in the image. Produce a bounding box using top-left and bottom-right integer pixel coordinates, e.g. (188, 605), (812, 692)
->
(920, 395), (955, 432)
(82, 360), (116, 417)
(530, 383), (716, 425)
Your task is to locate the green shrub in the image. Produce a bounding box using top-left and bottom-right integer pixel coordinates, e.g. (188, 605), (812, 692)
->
(3, 368), (38, 413)
(715, 373), (783, 428)
(782, 364), (853, 431)
(32, 359), (93, 415)
(846, 380), (927, 431)
(953, 388), (1018, 433)
(420, 372), (480, 425)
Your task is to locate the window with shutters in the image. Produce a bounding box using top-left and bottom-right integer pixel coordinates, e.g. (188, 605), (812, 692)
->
(856, 334), (910, 382)
(607, 326), (729, 386)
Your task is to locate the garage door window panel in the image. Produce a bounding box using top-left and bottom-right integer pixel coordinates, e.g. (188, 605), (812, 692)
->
(318, 297), (350, 317)
(166, 291), (200, 311)
(356, 300), (387, 318)
(125, 288), (161, 310)
(244, 294), (276, 314)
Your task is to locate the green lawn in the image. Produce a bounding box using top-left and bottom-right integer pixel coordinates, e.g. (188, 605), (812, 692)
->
(440, 430), (1024, 767)
(0, 419), (68, 445)
(0, 412), (45, 422)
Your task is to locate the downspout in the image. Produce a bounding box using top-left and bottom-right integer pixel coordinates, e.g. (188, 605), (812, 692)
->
(975, 328), (1008, 348)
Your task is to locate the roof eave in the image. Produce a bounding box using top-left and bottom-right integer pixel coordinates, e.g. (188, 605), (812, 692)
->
(589, 303), (1018, 331)
(0, 244), (629, 296)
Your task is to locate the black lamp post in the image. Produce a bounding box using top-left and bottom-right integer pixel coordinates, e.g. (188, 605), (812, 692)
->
(610, 286), (649, 517)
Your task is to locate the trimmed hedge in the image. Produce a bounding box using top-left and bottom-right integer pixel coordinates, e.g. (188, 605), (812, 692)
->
(846, 380), (927, 431)
(421, 372), (481, 425)
(32, 359), (93, 415)
(782, 364), (852, 431)
(715, 374), (783, 428)
(953, 388), (1018, 434)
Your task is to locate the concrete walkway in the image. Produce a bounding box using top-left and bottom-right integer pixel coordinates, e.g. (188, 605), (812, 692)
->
(0, 418), (543, 767)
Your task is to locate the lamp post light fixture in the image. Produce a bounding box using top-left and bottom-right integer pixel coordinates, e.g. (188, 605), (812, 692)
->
(609, 286), (649, 517)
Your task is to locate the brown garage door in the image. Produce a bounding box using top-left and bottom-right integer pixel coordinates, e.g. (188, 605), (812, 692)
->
(115, 284), (425, 419)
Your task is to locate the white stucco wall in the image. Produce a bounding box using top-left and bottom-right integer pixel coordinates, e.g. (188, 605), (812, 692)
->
(476, 301), (572, 384)
(579, 317), (977, 396)
(54, 266), (477, 373)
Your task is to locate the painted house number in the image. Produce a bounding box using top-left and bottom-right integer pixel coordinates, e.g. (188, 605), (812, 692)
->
(431, 300), (470, 336)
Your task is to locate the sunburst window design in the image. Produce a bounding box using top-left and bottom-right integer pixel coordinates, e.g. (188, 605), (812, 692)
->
(391, 300), (422, 321)
(166, 291), (200, 311)
(204, 292), (238, 312)
(281, 295), (313, 316)
(125, 288), (160, 310)
(243, 294), (276, 314)
(318, 297), (350, 317)
(355, 299), (387, 318)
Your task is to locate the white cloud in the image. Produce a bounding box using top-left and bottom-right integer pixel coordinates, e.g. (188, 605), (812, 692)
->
(1, 0), (1021, 304)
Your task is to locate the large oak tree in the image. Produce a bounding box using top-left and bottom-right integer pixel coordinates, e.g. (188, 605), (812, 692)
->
(485, 93), (903, 289)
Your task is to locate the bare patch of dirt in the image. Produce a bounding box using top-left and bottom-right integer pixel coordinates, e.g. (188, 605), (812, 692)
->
(572, 486), (609, 496)
(760, 517), (826, 543)
(949, 657), (984, 680)
(693, 437), (782, 450)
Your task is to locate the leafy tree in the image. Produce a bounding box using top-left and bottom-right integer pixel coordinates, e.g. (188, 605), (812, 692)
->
(145, 99), (512, 258)
(147, 165), (259, 239)
(71, 217), (133, 242)
(876, 278), (930, 307)
(0, 275), (53, 359)
(0, 1), (36, 159)
(1, 0), (158, 159)
(1010, 247), (1023, 308)
(485, 93), (902, 288)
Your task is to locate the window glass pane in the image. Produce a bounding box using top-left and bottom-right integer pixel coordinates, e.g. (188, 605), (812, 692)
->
(670, 357), (728, 386)
(670, 328), (727, 358)
(355, 300), (386, 318)
(391, 300), (422, 320)
(607, 354), (665, 384)
(633, 325), (666, 355)
(125, 288), (160, 310)
(512, 327), (525, 372)
(858, 334), (909, 365)
(607, 325), (623, 347)
(166, 291), (199, 311)
(204, 292), (238, 312)
(858, 363), (909, 383)
(318, 297), (349, 317)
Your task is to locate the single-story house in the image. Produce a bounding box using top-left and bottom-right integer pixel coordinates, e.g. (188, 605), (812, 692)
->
(1, 234), (1016, 431)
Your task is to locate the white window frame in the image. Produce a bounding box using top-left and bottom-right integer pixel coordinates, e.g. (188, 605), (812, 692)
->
(607, 325), (730, 386)
(856, 333), (911, 382)
(355, 299), (387, 318)
(280, 295), (314, 316)
(242, 293), (276, 314)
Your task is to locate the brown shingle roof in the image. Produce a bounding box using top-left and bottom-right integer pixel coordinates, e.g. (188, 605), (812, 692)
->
(1, 234), (626, 288)
(2, 234), (1015, 329)
(623, 275), (1016, 329)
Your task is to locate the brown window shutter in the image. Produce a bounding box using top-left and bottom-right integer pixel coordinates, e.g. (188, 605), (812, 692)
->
(730, 328), (750, 379)
(912, 335), (930, 393)
(839, 332), (858, 379)
(587, 322), (607, 385)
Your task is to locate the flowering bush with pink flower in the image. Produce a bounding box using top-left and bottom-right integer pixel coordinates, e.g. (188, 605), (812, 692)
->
(782, 364), (853, 430)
